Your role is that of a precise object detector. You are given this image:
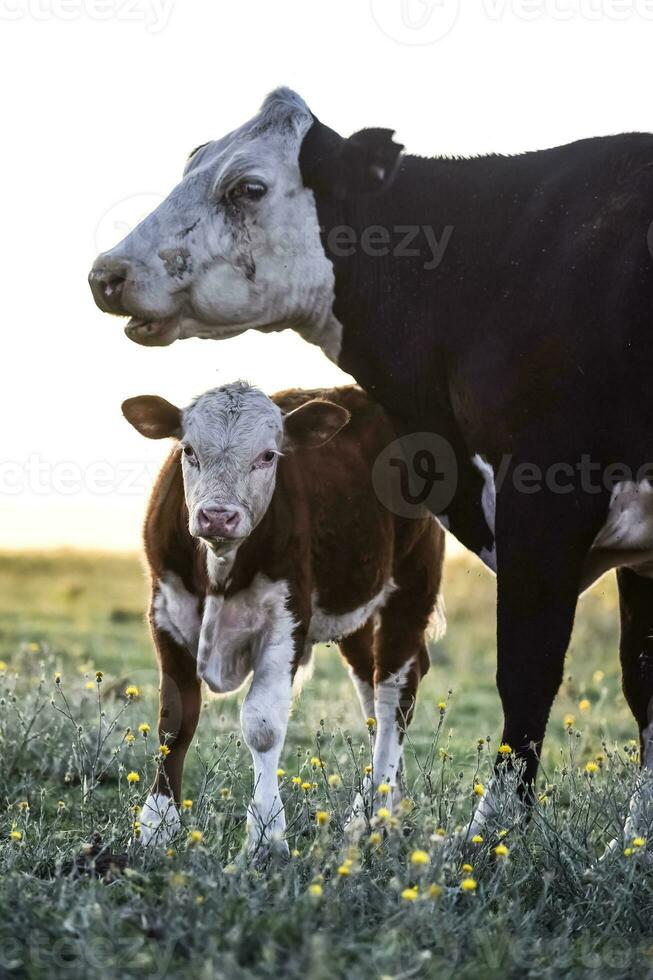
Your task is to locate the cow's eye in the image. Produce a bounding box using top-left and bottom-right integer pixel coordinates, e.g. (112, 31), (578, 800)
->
(183, 444), (198, 466)
(253, 449), (277, 469)
(230, 180), (267, 202)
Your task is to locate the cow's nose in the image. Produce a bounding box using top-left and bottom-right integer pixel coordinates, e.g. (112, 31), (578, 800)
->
(88, 255), (131, 314)
(197, 507), (242, 539)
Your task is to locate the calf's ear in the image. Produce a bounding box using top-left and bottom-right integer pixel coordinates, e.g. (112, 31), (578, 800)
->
(282, 400), (351, 451)
(121, 395), (182, 440)
(300, 117), (404, 199)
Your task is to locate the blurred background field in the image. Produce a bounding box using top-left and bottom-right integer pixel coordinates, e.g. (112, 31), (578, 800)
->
(0, 547), (635, 772)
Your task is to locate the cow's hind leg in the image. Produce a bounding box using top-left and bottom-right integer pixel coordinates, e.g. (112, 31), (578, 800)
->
(603, 567), (653, 855)
(140, 624), (202, 845)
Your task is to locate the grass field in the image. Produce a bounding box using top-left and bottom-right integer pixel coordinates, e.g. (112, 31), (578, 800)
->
(0, 549), (651, 978)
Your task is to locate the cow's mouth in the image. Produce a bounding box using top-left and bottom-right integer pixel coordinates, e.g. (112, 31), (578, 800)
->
(124, 316), (181, 347)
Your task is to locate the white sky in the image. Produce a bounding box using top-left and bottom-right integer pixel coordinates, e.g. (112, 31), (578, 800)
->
(2, 0), (652, 550)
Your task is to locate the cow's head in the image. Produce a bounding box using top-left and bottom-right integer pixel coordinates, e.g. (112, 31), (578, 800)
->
(122, 382), (349, 556)
(89, 88), (402, 362)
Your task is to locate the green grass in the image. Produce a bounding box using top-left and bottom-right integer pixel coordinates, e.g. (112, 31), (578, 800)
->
(0, 549), (651, 979)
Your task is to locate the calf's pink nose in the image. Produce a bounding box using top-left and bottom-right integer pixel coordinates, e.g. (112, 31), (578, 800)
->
(197, 507), (241, 538)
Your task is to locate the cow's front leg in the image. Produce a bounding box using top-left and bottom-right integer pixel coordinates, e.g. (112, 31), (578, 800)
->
(240, 625), (301, 864)
(465, 471), (606, 840)
(140, 625), (202, 846)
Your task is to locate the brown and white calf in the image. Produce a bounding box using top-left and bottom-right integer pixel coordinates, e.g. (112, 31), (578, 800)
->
(122, 382), (444, 858)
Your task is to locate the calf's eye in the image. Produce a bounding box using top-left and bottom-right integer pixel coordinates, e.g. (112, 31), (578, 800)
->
(183, 445), (198, 465)
(253, 450), (277, 469)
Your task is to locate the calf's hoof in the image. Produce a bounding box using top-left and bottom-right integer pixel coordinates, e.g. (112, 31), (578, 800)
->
(139, 793), (180, 846)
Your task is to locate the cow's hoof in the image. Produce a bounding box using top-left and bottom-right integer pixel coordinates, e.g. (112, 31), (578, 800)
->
(138, 793), (180, 846)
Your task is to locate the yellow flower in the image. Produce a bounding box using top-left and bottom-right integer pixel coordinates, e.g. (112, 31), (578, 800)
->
(126, 771), (140, 784)
(473, 782), (485, 797)
(564, 714), (575, 728)
(169, 872), (188, 888)
(57, 801), (66, 810)
(471, 834), (483, 844)
(498, 743), (512, 755)
(159, 744), (170, 757)
(369, 832), (382, 846)
(399, 798), (413, 814)
(125, 685), (140, 698)
(633, 837), (646, 848)
(27, 642), (40, 653)
(187, 830), (203, 845)
(291, 849), (301, 858)
(428, 883), (443, 899)
(301, 782), (312, 792)
(131, 804), (141, 815)
(138, 723), (150, 735)
(133, 822), (141, 837)
(495, 844), (509, 857)
(84, 681), (95, 691)
(624, 847), (633, 856)
(308, 883), (323, 898)
(434, 827), (447, 837)
(9, 830), (22, 842)
(585, 761), (599, 774)
(401, 887), (419, 901)
(95, 671), (103, 682)
(437, 701), (447, 711)
(364, 765), (373, 775)
(579, 698), (591, 712)
(166, 848), (176, 858)
(377, 783), (391, 796)
(276, 768), (286, 777)
(310, 757), (323, 769)
(377, 807), (391, 821)
(316, 810), (330, 827)
(337, 864), (350, 876)
(124, 733), (135, 744)
(328, 774), (342, 788)
(462, 863), (473, 874)
(17, 801), (29, 811)
(292, 776), (302, 785)
(0, 661), (7, 672)
(182, 799), (193, 810)
(220, 788), (232, 800)
(366, 717), (376, 730)
(593, 670), (605, 684)
(410, 849), (430, 866)
(498, 829), (508, 839)
(461, 877), (477, 892)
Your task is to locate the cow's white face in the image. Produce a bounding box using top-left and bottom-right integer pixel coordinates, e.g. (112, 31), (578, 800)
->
(90, 88), (403, 362)
(90, 90), (341, 358)
(121, 383), (350, 557)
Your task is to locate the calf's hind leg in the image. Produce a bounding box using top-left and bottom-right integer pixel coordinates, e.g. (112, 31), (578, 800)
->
(140, 624), (202, 845)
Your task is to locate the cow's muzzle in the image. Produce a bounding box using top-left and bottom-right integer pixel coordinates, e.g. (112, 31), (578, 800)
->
(88, 256), (131, 315)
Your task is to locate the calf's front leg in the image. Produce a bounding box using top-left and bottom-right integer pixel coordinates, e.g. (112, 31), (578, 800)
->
(140, 625), (202, 845)
(240, 626), (300, 864)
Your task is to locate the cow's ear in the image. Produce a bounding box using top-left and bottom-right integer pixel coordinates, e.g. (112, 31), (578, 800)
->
(300, 117), (403, 199)
(122, 396), (182, 439)
(282, 400), (350, 451)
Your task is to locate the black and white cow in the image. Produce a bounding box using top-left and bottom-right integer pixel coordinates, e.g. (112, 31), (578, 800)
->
(90, 88), (653, 846)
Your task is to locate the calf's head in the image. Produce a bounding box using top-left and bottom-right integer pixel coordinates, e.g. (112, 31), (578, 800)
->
(123, 382), (349, 555)
(89, 88), (402, 361)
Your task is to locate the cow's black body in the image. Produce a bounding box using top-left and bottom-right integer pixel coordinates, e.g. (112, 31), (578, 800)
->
(301, 127), (653, 784)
